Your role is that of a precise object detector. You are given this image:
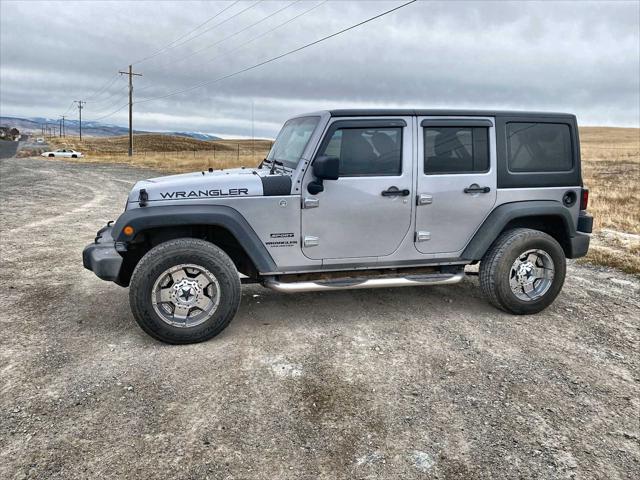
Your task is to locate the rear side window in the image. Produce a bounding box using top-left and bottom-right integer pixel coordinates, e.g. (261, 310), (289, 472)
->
(507, 122), (572, 172)
(320, 127), (402, 176)
(424, 127), (489, 174)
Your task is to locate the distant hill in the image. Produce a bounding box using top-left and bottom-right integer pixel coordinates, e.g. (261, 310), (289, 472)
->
(0, 116), (221, 141)
(47, 133), (273, 156)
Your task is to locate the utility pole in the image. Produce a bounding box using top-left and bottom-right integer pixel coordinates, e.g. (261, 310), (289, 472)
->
(119, 65), (142, 156)
(75, 100), (86, 141)
(59, 115), (66, 137)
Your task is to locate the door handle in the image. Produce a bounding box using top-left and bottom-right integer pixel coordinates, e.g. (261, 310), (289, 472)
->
(463, 184), (491, 194)
(381, 187), (410, 197)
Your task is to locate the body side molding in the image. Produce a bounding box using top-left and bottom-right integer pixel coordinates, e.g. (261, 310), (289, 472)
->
(112, 204), (277, 273)
(260, 175), (292, 196)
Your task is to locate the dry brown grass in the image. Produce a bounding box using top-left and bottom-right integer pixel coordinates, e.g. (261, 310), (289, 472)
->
(44, 128), (640, 274)
(578, 127), (639, 274)
(47, 134), (272, 172)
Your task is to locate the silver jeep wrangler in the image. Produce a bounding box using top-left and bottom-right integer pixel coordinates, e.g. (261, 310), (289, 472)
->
(83, 109), (593, 344)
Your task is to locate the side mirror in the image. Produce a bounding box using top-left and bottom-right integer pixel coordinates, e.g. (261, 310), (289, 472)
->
(308, 156), (339, 194)
(313, 155), (339, 180)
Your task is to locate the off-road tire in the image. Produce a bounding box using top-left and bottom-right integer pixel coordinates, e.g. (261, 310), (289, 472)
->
(479, 228), (566, 315)
(129, 238), (241, 344)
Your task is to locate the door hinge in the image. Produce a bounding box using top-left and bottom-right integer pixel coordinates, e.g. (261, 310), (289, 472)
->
(303, 236), (319, 247)
(417, 194), (433, 206)
(415, 231), (431, 242)
(302, 197), (319, 209)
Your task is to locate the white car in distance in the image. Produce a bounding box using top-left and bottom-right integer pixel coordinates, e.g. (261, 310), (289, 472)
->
(41, 148), (84, 158)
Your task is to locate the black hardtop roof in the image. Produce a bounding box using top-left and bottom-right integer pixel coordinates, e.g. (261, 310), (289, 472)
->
(329, 109), (575, 119)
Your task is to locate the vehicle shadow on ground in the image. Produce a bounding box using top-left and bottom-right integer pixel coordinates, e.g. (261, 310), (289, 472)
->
(68, 277), (494, 345)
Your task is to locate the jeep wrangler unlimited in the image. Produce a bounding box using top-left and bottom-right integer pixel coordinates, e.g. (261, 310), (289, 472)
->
(83, 109), (593, 344)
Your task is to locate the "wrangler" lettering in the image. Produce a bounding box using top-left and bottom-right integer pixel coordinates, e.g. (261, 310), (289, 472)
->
(159, 188), (249, 199)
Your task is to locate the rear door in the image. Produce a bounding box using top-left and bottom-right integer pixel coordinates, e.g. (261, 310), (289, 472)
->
(414, 117), (497, 254)
(301, 117), (414, 261)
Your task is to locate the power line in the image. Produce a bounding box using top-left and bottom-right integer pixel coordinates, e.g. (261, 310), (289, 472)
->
(85, 73), (120, 100)
(136, 0), (328, 95)
(87, 77), (128, 106)
(61, 100), (76, 116)
(137, 0), (417, 104)
(133, 0), (261, 66)
(131, 1), (240, 65)
(150, 0), (303, 73)
(186, 0), (329, 71)
(138, 0), (312, 92)
(85, 103), (129, 123)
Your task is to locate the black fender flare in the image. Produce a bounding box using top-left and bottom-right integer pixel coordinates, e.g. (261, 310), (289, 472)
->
(112, 204), (277, 273)
(462, 200), (576, 260)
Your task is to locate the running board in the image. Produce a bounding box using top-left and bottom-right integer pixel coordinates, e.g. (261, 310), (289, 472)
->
(262, 272), (465, 293)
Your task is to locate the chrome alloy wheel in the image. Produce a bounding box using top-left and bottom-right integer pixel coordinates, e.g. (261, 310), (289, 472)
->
(509, 249), (555, 302)
(151, 264), (221, 328)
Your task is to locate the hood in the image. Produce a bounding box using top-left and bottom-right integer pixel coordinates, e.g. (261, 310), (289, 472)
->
(126, 167), (292, 206)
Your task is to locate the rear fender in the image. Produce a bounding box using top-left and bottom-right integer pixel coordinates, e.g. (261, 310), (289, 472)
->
(463, 200), (580, 260)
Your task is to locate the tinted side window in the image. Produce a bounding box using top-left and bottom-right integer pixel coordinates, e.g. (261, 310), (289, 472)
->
(507, 122), (572, 172)
(424, 127), (489, 174)
(320, 127), (402, 176)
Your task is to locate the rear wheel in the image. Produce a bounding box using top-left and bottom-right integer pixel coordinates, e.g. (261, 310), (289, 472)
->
(48, 153), (54, 157)
(129, 238), (241, 344)
(480, 228), (566, 314)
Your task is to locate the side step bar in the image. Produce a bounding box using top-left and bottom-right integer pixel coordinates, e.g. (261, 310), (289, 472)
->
(262, 272), (465, 293)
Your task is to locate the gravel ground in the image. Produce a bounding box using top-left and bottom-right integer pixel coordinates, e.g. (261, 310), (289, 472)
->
(1, 156), (638, 480)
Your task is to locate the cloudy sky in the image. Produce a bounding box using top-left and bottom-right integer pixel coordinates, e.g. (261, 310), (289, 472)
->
(1, 0), (638, 137)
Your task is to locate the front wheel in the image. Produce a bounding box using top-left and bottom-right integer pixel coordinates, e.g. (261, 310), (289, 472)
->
(129, 238), (241, 344)
(479, 228), (566, 315)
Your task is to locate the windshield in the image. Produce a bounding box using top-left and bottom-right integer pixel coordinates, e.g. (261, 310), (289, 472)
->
(266, 116), (320, 169)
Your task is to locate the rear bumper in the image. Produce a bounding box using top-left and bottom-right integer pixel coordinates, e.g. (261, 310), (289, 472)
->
(569, 232), (590, 258)
(82, 225), (123, 283)
(569, 211), (593, 259)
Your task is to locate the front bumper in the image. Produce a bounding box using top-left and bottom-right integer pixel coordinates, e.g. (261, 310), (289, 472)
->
(82, 224), (123, 283)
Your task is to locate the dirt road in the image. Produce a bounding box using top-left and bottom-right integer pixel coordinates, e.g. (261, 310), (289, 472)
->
(1, 156), (638, 479)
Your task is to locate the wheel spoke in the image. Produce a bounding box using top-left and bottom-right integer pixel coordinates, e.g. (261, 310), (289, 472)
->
(159, 288), (173, 303)
(173, 304), (190, 321)
(533, 267), (549, 280)
(526, 252), (538, 264)
(170, 268), (188, 283)
(194, 272), (210, 289)
(194, 295), (211, 311)
(522, 281), (536, 298)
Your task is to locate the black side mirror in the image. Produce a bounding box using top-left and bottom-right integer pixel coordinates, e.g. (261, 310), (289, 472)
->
(308, 156), (339, 194)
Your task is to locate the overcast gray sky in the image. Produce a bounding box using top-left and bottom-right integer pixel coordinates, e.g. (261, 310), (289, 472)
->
(1, 0), (639, 137)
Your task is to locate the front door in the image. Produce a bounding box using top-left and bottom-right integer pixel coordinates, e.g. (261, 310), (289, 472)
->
(414, 117), (497, 254)
(301, 118), (414, 261)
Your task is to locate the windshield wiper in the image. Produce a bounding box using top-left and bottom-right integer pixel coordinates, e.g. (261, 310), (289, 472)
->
(269, 159), (284, 174)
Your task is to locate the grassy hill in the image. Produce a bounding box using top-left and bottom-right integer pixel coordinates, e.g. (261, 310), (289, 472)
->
(44, 134), (273, 171)
(50, 133), (272, 154)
